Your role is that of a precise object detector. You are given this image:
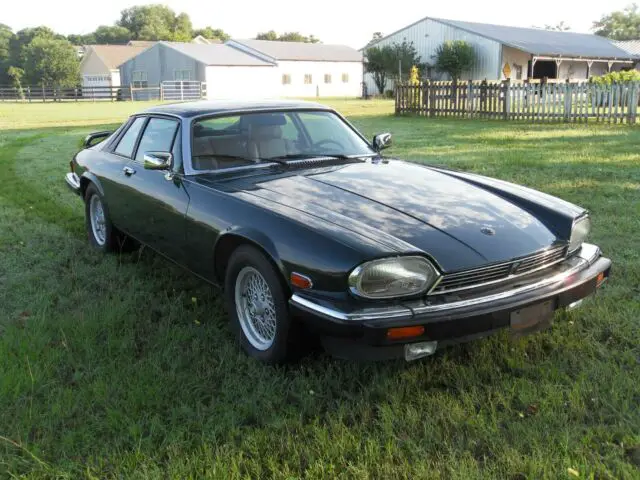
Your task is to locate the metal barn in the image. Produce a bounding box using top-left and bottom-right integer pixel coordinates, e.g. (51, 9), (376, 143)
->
(363, 17), (638, 94)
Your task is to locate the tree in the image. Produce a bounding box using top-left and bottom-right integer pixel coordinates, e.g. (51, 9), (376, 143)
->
(23, 37), (80, 86)
(391, 40), (422, 78)
(433, 40), (475, 81)
(9, 26), (59, 69)
(364, 45), (393, 94)
(544, 21), (571, 31)
(365, 40), (422, 94)
(67, 33), (96, 45)
(593, 3), (640, 40)
(118, 4), (193, 41)
(370, 32), (384, 44)
(255, 31), (320, 43)
(0, 24), (13, 83)
(193, 27), (230, 41)
(7, 66), (24, 97)
(93, 25), (132, 44)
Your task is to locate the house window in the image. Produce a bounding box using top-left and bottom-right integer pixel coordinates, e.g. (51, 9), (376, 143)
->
(324, 74), (332, 84)
(282, 74), (292, 85)
(304, 74), (313, 84)
(514, 65), (523, 80)
(341, 73), (349, 83)
(132, 71), (148, 88)
(174, 70), (192, 81)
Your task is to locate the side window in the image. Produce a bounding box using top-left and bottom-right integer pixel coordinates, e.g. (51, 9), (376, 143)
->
(134, 118), (180, 163)
(114, 117), (146, 158)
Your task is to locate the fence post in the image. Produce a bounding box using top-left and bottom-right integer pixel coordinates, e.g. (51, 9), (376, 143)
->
(467, 80), (473, 116)
(502, 78), (510, 120)
(394, 83), (399, 114)
(429, 82), (435, 117)
(563, 79), (571, 123)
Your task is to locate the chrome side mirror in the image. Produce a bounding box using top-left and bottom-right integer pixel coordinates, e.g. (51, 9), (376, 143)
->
(143, 151), (172, 170)
(373, 132), (392, 151)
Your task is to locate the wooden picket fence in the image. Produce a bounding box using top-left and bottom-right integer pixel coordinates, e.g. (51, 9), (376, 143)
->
(396, 80), (640, 124)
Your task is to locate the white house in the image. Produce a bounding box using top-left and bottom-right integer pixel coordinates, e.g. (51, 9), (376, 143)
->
(362, 17), (638, 94)
(227, 39), (364, 97)
(79, 45), (148, 90)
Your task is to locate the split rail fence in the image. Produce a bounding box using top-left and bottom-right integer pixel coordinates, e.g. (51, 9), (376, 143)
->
(396, 80), (640, 124)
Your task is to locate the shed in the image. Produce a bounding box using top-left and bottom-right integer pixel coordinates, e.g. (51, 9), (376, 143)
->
(227, 39), (364, 97)
(118, 42), (277, 99)
(363, 17), (637, 93)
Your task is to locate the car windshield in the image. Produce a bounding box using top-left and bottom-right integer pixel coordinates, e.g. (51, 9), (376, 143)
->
(191, 110), (376, 171)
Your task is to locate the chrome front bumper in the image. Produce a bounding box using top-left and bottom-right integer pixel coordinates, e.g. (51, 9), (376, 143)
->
(65, 172), (82, 194)
(290, 243), (607, 324)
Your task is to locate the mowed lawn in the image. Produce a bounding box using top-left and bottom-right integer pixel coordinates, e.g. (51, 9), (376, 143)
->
(0, 99), (639, 479)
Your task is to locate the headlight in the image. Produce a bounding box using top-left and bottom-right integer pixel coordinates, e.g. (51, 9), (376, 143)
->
(348, 256), (440, 299)
(569, 215), (591, 253)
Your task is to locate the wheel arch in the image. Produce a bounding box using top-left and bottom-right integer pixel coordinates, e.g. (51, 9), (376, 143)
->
(79, 172), (105, 198)
(213, 229), (290, 294)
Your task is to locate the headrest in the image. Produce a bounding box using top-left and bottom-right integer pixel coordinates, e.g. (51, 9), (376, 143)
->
(251, 125), (282, 140)
(245, 113), (287, 127)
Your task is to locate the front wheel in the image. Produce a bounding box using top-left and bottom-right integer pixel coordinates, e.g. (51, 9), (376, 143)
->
(225, 245), (293, 364)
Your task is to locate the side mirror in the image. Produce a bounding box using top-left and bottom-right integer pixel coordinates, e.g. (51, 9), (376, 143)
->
(373, 132), (392, 152)
(143, 151), (172, 170)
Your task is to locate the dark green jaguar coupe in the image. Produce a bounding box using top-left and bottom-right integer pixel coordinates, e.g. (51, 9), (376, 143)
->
(65, 100), (611, 363)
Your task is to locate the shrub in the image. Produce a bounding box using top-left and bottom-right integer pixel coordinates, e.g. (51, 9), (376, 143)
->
(589, 70), (640, 85)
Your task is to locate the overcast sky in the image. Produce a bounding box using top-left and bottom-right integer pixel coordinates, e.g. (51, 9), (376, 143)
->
(3, 0), (633, 48)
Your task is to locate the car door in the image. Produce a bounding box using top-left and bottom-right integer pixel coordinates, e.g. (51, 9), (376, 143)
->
(119, 116), (190, 263)
(98, 116), (147, 228)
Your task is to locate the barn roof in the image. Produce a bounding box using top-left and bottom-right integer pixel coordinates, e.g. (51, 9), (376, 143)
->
(614, 40), (640, 56)
(160, 42), (274, 66)
(366, 17), (636, 60)
(86, 45), (148, 69)
(229, 39), (363, 62)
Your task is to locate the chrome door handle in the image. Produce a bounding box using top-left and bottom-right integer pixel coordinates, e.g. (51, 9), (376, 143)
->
(123, 166), (136, 176)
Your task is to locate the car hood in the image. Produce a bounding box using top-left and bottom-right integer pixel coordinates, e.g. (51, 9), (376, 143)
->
(204, 161), (560, 272)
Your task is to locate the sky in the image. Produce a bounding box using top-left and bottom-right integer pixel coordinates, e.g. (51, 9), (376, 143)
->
(2, 0), (634, 48)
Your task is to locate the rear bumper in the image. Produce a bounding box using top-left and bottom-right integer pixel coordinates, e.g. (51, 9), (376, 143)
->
(65, 172), (82, 195)
(289, 244), (611, 361)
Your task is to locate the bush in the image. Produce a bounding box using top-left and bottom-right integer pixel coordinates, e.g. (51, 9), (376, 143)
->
(589, 70), (640, 85)
(384, 89), (394, 98)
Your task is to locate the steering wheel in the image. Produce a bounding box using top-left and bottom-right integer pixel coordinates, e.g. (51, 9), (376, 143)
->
(313, 139), (344, 151)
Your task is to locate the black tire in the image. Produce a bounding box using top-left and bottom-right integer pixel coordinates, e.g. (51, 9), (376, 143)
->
(224, 245), (293, 364)
(84, 184), (133, 253)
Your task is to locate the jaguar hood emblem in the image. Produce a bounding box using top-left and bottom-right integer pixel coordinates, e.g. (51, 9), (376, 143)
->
(480, 226), (496, 236)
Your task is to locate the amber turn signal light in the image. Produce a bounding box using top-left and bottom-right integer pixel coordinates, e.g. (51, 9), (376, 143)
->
(290, 272), (313, 289)
(386, 325), (425, 340)
(596, 272), (606, 287)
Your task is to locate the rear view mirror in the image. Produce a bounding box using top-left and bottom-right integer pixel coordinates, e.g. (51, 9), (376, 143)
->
(143, 151), (173, 170)
(83, 131), (112, 149)
(373, 132), (392, 151)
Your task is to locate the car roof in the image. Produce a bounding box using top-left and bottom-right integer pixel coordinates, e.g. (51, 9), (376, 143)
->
(143, 99), (333, 118)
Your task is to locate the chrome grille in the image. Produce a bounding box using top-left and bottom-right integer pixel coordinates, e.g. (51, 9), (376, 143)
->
(432, 245), (568, 294)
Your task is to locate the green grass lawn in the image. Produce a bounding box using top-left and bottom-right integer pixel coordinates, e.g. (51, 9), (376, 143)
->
(1, 99), (639, 479)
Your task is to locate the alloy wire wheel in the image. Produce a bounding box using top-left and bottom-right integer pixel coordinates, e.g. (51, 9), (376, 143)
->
(89, 194), (107, 246)
(225, 245), (293, 363)
(235, 266), (277, 350)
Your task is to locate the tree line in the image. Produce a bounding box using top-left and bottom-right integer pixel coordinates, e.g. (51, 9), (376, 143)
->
(0, 3), (322, 87)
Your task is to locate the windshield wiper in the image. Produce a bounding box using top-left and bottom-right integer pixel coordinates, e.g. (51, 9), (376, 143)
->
(268, 153), (370, 162)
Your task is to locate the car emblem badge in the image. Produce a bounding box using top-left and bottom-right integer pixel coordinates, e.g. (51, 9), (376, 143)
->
(510, 261), (522, 275)
(480, 226), (496, 236)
